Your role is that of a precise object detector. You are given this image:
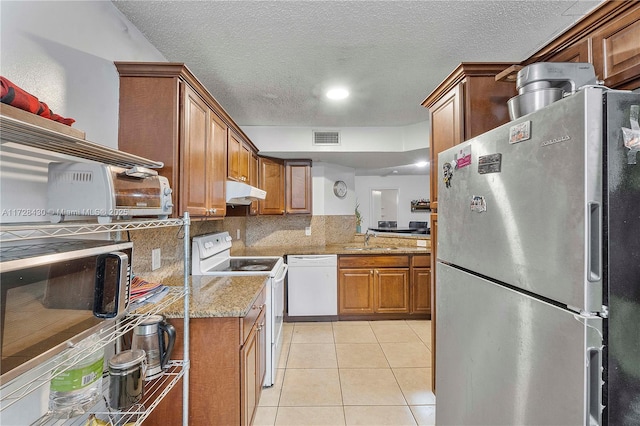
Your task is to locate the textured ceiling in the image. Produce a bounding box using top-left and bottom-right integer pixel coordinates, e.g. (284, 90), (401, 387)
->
(112, 0), (602, 175)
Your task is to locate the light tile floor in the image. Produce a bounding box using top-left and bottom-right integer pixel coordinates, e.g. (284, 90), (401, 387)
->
(253, 320), (436, 426)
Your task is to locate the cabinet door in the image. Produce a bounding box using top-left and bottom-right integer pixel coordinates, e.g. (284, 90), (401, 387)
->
(241, 320), (259, 426)
(239, 142), (251, 183)
(339, 268), (374, 315)
(411, 267), (431, 314)
(546, 39), (591, 63)
(181, 84), (211, 216)
(257, 309), (267, 394)
(228, 131), (241, 181)
(259, 157), (285, 215)
(429, 85), (462, 210)
(285, 160), (312, 214)
(591, 8), (640, 90)
(375, 268), (410, 314)
(249, 152), (259, 215)
(208, 111), (228, 218)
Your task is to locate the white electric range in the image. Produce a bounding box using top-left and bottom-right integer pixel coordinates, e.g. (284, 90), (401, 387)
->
(191, 232), (287, 387)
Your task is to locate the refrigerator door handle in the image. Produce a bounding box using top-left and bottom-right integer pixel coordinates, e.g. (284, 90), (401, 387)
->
(586, 347), (603, 426)
(587, 202), (602, 282)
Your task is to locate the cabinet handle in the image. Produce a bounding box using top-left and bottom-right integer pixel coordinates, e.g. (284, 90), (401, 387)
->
(252, 303), (265, 310)
(370, 270), (373, 275)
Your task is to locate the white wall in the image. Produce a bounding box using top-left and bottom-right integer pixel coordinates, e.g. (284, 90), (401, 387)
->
(313, 162), (357, 215)
(355, 174), (430, 231)
(0, 2), (166, 423)
(244, 121), (429, 154)
(0, 1), (166, 224)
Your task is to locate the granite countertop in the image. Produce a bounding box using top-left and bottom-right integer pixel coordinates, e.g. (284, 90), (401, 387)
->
(159, 273), (267, 319)
(151, 241), (429, 319)
(235, 243), (430, 257)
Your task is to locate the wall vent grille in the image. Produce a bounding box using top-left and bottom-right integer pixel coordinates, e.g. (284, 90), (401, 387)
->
(313, 131), (340, 146)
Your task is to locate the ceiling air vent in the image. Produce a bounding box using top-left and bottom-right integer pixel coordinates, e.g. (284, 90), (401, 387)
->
(313, 130), (340, 146)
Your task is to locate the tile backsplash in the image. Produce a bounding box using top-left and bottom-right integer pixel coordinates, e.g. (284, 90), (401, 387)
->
(128, 214), (356, 280)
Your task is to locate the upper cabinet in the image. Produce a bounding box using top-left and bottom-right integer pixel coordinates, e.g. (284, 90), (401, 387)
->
(258, 158), (312, 215)
(513, 2), (640, 90)
(228, 130), (255, 183)
(180, 84), (227, 218)
(249, 151), (259, 216)
(115, 62), (255, 219)
(258, 157), (285, 215)
(285, 160), (312, 215)
(421, 63), (516, 210)
(590, 5), (640, 90)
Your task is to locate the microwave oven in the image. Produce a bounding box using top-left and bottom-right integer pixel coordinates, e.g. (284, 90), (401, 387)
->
(0, 238), (132, 383)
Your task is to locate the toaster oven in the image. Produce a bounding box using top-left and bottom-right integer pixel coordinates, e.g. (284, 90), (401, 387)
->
(47, 162), (173, 224)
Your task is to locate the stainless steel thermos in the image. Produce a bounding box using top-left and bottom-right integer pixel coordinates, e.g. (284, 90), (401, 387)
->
(108, 349), (146, 410)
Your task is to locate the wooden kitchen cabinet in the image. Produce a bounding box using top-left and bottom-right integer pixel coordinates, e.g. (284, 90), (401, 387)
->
(258, 157), (312, 215)
(546, 39), (591, 64)
(410, 254), (431, 315)
(241, 307), (266, 426)
(421, 63), (516, 210)
(285, 160), (312, 215)
(116, 62), (257, 219)
(259, 156), (285, 215)
(590, 5), (640, 90)
(143, 286), (266, 426)
(523, 1), (640, 91)
(180, 84), (227, 218)
(339, 268), (375, 314)
(338, 255), (411, 317)
(228, 130), (253, 183)
(249, 151), (259, 215)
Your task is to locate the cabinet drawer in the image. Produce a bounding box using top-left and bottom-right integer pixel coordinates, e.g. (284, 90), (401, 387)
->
(411, 255), (431, 268)
(242, 286), (266, 344)
(339, 255), (409, 269)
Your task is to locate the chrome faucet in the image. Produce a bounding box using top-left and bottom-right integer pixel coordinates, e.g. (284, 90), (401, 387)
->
(364, 230), (371, 247)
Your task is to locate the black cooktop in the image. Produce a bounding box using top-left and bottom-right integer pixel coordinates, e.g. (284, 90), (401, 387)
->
(212, 258), (279, 272)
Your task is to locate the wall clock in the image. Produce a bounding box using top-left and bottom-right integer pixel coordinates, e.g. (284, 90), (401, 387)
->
(333, 180), (347, 198)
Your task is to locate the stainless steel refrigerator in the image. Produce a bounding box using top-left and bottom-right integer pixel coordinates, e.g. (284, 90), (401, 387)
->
(436, 86), (640, 425)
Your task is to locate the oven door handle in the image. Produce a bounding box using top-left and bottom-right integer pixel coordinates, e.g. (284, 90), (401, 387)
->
(273, 264), (289, 283)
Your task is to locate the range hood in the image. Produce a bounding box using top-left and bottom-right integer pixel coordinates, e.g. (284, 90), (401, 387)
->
(226, 180), (266, 205)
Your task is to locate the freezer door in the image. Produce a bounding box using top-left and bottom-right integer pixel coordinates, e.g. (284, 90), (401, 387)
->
(437, 87), (606, 312)
(436, 262), (603, 426)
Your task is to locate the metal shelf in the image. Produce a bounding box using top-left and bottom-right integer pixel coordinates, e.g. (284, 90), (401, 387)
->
(0, 218), (184, 242)
(0, 112), (163, 169)
(0, 287), (186, 412)
(31, 361), (187, 426)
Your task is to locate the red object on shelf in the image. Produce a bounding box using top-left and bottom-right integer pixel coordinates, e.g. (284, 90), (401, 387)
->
(0, 76), (75, 126)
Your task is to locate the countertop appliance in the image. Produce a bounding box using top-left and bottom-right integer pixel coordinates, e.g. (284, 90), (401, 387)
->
(1, 238), (133, 383)
(191, 232), (287, 387)
(47, 162), (173, 224)
(436, 86), (640, 425)
(507, 62), (598, 120)
(287, 255), (337, 318)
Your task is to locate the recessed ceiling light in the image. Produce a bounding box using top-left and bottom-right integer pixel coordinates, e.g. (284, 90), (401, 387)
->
(415, 161), (429, 167)
(326, 87), (349, 100)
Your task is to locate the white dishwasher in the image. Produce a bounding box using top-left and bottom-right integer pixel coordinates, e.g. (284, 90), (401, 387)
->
(287, 254), (337, 316)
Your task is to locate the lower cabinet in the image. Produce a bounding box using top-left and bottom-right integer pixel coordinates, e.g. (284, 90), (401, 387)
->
(411, 254), (431, 315)
(339, 255), (430, 319)
(144, 287), (266, 426)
